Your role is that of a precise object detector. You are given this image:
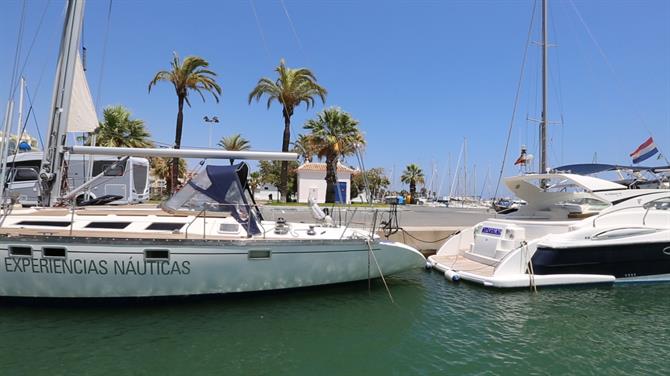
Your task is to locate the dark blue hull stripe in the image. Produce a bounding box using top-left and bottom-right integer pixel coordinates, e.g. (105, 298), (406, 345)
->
(532, 242), (670, 278)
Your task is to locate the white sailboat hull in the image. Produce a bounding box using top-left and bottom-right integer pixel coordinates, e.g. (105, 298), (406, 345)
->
(0, 238), (425, 298)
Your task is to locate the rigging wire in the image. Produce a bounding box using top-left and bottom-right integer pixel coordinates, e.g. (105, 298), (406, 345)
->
(7, 0), (27, 100)
(492, 0), (538, 201)
(14, 0), (52, 99)
(95, 0), (113, 112)
(249, 0), (273, 64)
(25, 89), (45, 149)
(568, 0), (669, 164)
(279, 0), (307, 61)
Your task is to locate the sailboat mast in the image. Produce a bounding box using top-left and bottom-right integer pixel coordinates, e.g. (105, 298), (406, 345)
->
(540, 0), (548, 174)
(39, 0), (86, 207)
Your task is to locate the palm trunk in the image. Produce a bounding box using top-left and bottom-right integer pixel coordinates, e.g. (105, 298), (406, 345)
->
(171, 95), (185, 193)
(280, 107), (292, 203)
(410, 181), (416, 204)
(325, 154), (338, 203)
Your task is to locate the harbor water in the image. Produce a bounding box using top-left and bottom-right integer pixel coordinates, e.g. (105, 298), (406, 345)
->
(1, 269), (668, 375)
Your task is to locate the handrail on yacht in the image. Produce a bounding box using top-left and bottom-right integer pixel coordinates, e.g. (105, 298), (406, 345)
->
(593, 196), (670, 227)
(592, 204), (646, 228)
(184, 208), (207, 240)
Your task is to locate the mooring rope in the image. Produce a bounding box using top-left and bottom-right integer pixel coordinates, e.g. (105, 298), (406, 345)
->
(366, 239), (394, 304)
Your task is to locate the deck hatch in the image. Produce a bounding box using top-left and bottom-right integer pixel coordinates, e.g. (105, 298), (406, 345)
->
(8, 245), (32, 257)
(146, 223), (185, 231)
(17, 220), (72, 227)
(85, 222), (131, 229)
(42, 247), (67, 258)
(144, 249), (170, 261)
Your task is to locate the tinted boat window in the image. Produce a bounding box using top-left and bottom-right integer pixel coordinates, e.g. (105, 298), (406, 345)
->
(146, 223), (184, 231)
(85, 222), (131, 229)
(17, 221), (71, 227)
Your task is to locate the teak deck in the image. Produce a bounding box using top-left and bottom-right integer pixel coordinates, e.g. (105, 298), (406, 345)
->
(431, 254), (495, 277)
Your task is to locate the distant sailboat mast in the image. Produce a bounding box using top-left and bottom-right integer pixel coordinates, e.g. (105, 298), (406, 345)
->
(539, 0), (549, 174)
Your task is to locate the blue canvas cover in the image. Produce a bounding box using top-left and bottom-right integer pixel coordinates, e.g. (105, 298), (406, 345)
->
(164, 163), (261, 235)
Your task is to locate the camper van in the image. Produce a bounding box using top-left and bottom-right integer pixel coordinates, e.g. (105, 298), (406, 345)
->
(5, 151), (150, 206)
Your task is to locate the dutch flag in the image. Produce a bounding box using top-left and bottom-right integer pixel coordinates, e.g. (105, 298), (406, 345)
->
(630, 137), (659, 164)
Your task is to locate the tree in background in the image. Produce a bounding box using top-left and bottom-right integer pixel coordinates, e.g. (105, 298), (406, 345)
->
(149, 157), (187, 199)
(149, 52), (221, 193)
(303, 107), (364, 203)
(90, 105), (153, 148)
(248, 59), (327, 202)
(218, 133), (250, 164)
(401, 164), (425, 204)
(292, 134), (317, 163)
(351, 168), (390, 202)
(248, 171), (262, 199)
(258, 160), (300, 201)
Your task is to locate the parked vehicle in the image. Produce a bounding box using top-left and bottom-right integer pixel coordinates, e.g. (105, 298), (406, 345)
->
(5, 151), (150, 206)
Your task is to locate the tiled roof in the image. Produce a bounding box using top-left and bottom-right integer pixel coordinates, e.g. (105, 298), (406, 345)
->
(296, 162), (357, 173)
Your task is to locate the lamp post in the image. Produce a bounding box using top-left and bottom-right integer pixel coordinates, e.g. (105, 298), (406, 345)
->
(203, 115), (219, 148)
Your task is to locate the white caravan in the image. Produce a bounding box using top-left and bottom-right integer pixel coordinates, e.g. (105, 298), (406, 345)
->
(5, 151), (150, 206)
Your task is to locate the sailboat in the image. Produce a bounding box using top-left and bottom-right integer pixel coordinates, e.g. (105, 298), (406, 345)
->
(428, 0), (670, 288)
(0, 0), (425, 298)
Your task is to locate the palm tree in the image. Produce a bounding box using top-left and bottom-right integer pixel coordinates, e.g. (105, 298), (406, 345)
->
(218, 133), (250, 164)
(148, 52), (221, 193)
(91, 105), (153, 148)
(401, 164), (425, 204)
(149, 157), (187, 198)
(292, 134), (316, 163)
(248, 171), (262, 199)
(304, 107), (365, 203)
(248, 59), (327, 202)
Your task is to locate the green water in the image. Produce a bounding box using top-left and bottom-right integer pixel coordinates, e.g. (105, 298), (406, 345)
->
(1, 270), (668, 375)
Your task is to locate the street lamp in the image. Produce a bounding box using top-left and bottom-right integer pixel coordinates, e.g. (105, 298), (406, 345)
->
(203, 115), (220, 148)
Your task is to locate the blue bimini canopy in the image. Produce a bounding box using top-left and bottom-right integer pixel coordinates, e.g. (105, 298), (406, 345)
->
(163, 163), (261, 235)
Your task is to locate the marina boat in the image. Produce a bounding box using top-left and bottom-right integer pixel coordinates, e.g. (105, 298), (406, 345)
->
(0, 162), (425, 298)
(429, 0), (670, 288)
(0, 0), (425, 298)
(429, 173), (670, 287)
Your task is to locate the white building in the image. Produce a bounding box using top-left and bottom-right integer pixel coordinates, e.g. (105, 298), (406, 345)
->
(296, 162), (355, 204)
(254, 184), (281, 202)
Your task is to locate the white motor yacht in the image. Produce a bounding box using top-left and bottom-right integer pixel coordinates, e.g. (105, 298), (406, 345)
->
(428, 174), (670, 287)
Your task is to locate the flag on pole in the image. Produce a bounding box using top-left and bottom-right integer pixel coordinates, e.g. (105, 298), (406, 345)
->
(514, 146), (528, 165)
(630, 137), (658, 164)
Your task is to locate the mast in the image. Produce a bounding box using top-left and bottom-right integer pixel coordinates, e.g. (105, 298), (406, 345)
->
(39, 0), (86, 207)
(15, 77), (24, 141)
(540, 0), (548, 174)
(463, 137), (467, 199)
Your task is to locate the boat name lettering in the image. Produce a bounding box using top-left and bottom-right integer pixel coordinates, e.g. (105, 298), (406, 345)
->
(3, 258), (191, 276)
(481, 227), (502, 236)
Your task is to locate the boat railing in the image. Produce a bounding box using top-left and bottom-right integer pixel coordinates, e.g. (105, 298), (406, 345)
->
(592, 196), (670, 228)
(591, 204), (649, 228)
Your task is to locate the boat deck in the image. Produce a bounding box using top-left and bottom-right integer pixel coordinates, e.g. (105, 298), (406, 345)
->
(430, 254), (495, 277)
(0, 227), (231, 240)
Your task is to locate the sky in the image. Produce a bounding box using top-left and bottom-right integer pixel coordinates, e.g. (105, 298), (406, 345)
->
(1, 0), (669, 197)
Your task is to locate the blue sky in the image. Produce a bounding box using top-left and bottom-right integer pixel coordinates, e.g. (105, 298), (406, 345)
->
(1, 0), (669, 197)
